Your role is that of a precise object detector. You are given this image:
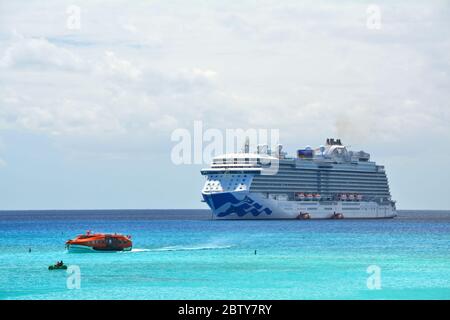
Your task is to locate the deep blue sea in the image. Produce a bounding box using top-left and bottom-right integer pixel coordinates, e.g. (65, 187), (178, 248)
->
(0, 210), (449, 300)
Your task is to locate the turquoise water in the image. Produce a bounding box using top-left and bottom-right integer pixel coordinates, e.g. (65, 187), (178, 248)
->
(0, 210), (449, 300)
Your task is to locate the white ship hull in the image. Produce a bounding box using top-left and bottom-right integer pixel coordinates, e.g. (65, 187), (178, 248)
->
(202, 191), (396, 220)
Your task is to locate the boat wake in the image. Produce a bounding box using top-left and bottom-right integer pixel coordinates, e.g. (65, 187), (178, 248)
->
(129, 248), (152, 253)
(129, 244), (233, 253)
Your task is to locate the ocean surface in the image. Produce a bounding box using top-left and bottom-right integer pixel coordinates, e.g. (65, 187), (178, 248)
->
(0, 210), (449, 300)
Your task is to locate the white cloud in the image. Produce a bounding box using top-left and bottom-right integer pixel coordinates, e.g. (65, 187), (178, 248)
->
(95, 50), (142, 80)
(121, 23), (138, 34)
(0, 35), (85, 71)
(0, 0), (448, 157)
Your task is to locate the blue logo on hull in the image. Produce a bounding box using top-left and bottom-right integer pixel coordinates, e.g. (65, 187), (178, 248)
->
(203, 193), (272, 217)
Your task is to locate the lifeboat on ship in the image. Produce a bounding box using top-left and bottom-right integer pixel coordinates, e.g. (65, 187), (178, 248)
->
(66, 231), (132, 253)
(296, 193), (306, 201)
(332, 212), (344, 219)
(297, 212), (311, 220)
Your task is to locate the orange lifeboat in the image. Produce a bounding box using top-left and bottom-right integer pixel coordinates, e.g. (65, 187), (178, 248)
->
(66, 231), (132, 253)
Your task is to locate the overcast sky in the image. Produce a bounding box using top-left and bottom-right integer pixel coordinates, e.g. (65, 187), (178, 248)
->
(0, 0), (449, 210)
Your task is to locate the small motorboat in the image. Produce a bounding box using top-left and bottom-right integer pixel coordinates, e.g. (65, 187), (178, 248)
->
(49, 261), (67, 270)
(66, 231), (132, 253)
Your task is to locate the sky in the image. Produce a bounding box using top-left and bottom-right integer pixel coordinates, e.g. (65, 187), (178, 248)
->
(0, 0), (449, 210)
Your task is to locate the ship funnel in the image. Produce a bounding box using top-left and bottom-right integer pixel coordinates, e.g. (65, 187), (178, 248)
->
(326, 138), (343, 146)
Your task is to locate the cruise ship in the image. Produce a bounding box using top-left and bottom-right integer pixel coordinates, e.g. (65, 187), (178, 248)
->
(201, 138), (396, 219)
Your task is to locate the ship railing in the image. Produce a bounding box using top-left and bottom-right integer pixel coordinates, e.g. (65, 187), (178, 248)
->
(200, 168), (262, 175)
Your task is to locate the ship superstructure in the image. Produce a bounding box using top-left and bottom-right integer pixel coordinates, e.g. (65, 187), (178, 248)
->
(201, 139), (396, 219)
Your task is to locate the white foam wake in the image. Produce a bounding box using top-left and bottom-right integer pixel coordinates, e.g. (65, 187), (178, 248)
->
(130, 248), (152, 252)
(151, 244), (233, 251)
(129, 244), (233, 253)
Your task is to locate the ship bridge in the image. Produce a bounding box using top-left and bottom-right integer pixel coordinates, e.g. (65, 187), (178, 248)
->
(200, 153), (277, 175)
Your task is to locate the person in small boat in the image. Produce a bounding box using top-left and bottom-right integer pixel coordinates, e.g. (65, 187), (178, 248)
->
(56, 260), (64, 267)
